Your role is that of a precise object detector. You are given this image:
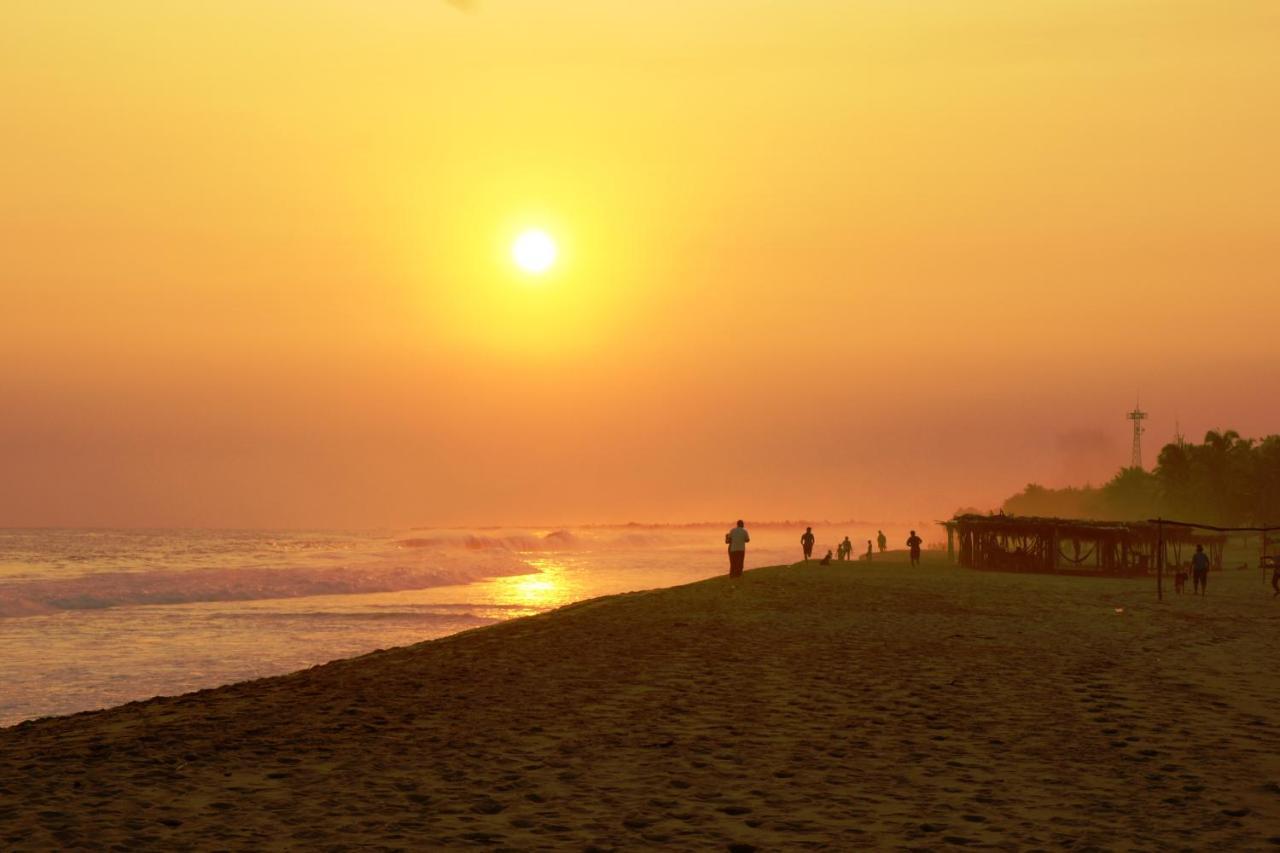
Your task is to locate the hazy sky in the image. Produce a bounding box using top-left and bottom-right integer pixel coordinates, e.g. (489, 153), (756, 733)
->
(3, 1), (1279, 527)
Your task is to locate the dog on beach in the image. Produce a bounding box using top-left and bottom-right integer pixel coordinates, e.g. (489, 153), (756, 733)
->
(1263, 556), (1279, 598)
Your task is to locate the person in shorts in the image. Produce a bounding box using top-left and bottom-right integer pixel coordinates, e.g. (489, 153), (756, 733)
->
(907, 530), (923, 567)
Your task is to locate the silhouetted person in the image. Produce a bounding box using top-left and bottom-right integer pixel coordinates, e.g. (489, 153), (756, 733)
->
(725, 520), (750, 578)
(801, 527), (815, 561)
(866, 539), (873, 560)
(1191, 544), (1210, 595)
(1271, 557), (1279, 598)
(877, 530), (887, 553)
(841, 536), (853, 561)
(907, 530), (923, 567)
(819, 549), (833, 566)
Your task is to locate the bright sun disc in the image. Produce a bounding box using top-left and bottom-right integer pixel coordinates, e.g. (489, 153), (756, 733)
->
(512, 229), (557, 274)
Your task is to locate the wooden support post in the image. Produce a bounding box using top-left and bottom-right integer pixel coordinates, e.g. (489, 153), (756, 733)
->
(1156, 518), (1164, 602)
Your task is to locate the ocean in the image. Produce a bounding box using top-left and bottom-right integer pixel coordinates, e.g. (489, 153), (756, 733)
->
(0, 525), (818, 727)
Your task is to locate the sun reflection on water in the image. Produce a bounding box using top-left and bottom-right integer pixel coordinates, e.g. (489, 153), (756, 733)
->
(489, 558), (578, 610)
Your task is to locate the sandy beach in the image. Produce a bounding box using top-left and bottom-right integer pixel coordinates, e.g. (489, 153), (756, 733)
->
(2, 556), (1277, 850)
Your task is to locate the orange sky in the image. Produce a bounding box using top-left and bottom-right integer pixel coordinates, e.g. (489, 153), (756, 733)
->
(3, 1), (1279, 527)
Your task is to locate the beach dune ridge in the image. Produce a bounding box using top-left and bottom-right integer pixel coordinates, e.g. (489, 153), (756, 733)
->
(1, 562), (1276, 849)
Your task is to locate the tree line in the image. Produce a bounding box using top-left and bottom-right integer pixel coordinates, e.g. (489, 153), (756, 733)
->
(998, 430), (1280, 527)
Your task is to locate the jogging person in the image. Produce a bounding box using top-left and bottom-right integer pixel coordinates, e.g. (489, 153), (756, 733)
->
(907, 530), (923, 567)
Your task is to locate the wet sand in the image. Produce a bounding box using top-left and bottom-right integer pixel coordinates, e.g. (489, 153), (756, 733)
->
(2, 557), (1277, 849)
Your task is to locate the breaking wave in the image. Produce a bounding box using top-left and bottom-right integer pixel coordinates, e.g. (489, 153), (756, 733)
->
(0, 554), (535, 619)
(395, 528), (682, 552)
(0, 524), (706, 620)
(397, 530), (580, 552)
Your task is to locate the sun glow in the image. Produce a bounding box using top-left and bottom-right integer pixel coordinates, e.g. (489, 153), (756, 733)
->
(512, 229), (558, 275)
(491, 560), (577, 609)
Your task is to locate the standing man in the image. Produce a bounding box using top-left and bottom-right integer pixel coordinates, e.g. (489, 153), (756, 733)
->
(841, 536), (853, 561)
(801, 527), (816, 562)
(877, 530), (888, 553)
(1191, 543), (1210, 595)
(726, 520), (750, 578)
(907, 530), (923, 567)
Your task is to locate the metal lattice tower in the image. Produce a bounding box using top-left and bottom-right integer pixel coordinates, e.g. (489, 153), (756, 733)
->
(1127, 404), (1148, 469)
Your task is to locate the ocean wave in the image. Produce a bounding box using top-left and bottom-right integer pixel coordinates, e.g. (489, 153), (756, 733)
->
(394, 528), (689, 552)
(0, 556), (535, 619)
(397, 530), (581, 552)
(213, 610), (504, 623)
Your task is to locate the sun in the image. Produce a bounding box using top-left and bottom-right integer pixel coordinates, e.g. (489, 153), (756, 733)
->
(512, 229), (558, 275)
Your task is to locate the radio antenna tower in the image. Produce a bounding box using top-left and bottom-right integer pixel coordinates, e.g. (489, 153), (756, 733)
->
(1127, 402), (1148, 469)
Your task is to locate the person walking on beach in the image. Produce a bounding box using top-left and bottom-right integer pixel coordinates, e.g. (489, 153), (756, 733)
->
(907, 530), (923, 567)
(801, 527), (815, 561)
(877, 530), (887, 553)
(1191, 544), (1210, 595)
(841, 536), (853, 561)
(725, 520), (750, 578)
